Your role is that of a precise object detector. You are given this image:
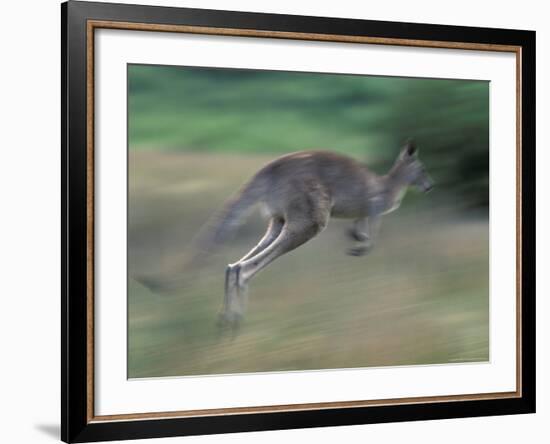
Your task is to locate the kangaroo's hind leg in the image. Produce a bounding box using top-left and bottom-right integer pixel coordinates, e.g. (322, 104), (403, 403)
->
(221, 217), (285, 326)
(220, 182), (331, 329)
(239, 217), (285, 262)
(234, 188), (331, 315)
(237, 212), (329, 293)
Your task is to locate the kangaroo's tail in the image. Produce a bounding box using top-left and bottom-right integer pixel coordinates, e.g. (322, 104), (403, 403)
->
(134, 174), (267, 293)
(196, 174), (267, 254)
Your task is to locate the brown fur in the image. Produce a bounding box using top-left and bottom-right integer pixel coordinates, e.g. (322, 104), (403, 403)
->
(214, 141), (434, 327)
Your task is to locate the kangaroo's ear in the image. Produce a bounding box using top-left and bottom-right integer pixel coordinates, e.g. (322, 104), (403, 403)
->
(403, 140), (417, 157)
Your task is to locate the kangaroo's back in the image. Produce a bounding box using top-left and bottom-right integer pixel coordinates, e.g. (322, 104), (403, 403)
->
(255, 151), (380, 219)
(257, 150), (369, 186)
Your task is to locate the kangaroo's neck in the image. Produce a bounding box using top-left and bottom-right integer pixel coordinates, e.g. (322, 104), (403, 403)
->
(381, 164), (410, 213)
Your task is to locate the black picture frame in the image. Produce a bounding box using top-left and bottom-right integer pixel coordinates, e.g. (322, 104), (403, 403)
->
(61, 1), (536, 442)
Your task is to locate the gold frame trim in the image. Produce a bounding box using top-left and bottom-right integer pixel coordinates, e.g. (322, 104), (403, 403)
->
(86, 20), (523, 423)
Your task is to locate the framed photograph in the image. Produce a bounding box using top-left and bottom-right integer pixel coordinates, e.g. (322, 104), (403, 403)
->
(61, 1), (535, 442)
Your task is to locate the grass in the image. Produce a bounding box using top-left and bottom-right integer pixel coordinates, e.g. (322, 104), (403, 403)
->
(127, 151), (489, 378)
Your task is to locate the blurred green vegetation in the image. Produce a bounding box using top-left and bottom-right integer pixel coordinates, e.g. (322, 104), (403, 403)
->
(128, 64), (489, 207)
(127, 65), (490, 378)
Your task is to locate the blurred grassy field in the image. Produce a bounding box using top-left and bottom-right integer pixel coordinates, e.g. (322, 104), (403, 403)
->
(127, 64), (489, 378)
(128, 151), (489, 378)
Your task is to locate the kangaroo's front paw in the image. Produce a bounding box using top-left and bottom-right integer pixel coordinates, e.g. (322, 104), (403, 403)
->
(346, 228), (368, 243)
(347, 244), (372, 257)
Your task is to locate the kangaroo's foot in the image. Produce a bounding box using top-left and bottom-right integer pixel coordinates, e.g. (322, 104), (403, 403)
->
(216, 312), (242, 341)
(218, 264), (246, 335)
(216, 310), (242, 329)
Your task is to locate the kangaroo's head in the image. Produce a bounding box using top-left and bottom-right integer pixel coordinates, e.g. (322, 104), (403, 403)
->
(391, 141), (434, 193)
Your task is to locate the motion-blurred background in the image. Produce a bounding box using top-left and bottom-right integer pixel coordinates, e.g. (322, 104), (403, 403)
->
(128, 64), (489, 378)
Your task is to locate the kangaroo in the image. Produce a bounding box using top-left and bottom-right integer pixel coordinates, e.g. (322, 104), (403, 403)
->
(208, 140), (434, 327)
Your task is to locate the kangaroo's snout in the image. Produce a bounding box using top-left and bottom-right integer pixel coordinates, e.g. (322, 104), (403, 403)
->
(420, 176), (434, 193)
